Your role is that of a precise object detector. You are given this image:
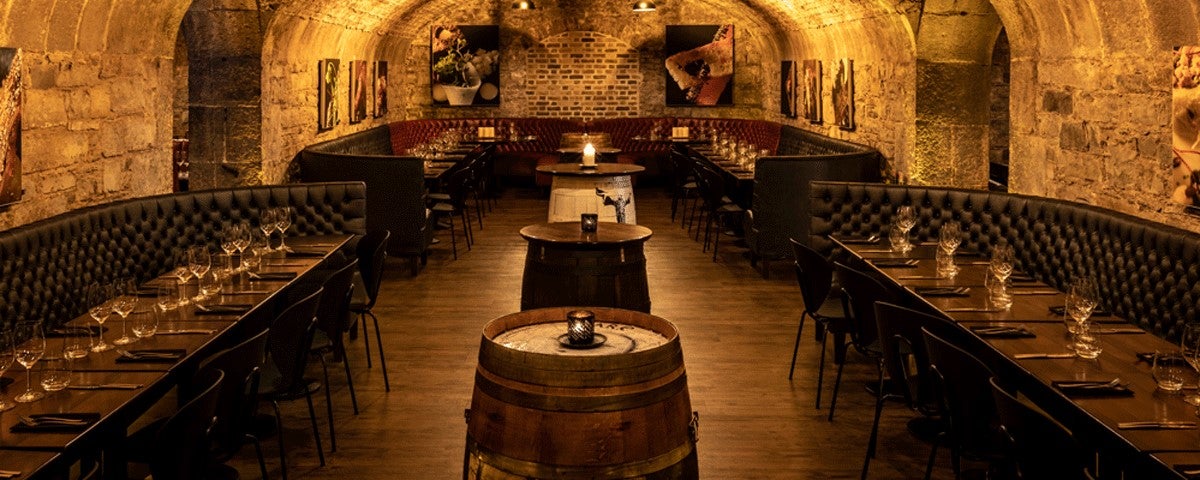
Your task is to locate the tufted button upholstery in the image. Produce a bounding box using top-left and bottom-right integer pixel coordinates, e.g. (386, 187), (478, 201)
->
(0, 182), (366, 332)
(808, 181), (1200, 342)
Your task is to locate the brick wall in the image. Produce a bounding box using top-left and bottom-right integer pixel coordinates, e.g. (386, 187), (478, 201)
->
(525, 32), (640, 120)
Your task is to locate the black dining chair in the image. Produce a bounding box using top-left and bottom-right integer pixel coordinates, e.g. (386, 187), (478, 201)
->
(692, 164), (744, 261)
(668, 149), (699, 224)
(788, 238), (846, 384)
(350, 230), (391, 392)
(922, 327), (1008, 480)
(260, 285), (327, 468)
(429, 166), (475, 259)
(310, 258), (361, 446)
(199, 328), (271, 480)
(149, 368), (230, 480)
(827, 262), (897, 421)
(989, 377), (1090, 480)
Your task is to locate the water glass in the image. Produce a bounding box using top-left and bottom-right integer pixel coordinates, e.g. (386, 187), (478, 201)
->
(39, 355), (71, 392)
(888, 224), (909, 253)
(132, 311), (159, 339)
(111, 278), (139, 346)
(935, 248), (959, 279)
(1180, 323), (1200, 405)
(63, 328), (91, 360)
(198, 270), (222, 299)
(85, 282), (114, 352)
(1152, 351), (1188, 393)
(0, 332), (15, 411)
(895, 206), (917, 237)
(1065, 277), (1099, 332)
(1072, 323), (1103, 359)
(985, 272), (1013, 310)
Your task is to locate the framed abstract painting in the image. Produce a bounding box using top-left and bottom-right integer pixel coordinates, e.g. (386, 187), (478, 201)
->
(349, 60), (369, 124)
(780, 60), (798, 118)
(802, 60), (822, 124)
(664, 25), (734, 106)
(317, 58), (339, 131)
(374, 61), (388, 118)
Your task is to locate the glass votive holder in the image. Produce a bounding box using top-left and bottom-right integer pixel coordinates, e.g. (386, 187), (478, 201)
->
(567, 310), (595, 345)
(581, 213), (598, 233)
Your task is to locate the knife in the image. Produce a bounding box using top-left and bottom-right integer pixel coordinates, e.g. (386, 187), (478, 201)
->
(1117, 421), (1198, 430)
(155, 329), (216, 335)
(67, 383), (144, 390)
(1013, 353), (1075, 359)
(944, 308), (1004, 313)
(1010, 290), (1060, 296)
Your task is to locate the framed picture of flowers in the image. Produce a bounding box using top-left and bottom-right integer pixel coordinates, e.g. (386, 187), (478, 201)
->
(317, 58), (339, 131)
(431, 25), (500, 107)
(664, 25), (734, 106)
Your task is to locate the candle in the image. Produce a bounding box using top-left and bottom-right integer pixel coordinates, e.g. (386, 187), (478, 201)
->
(581, 213), (598, 232)
(672, 126), (689, 139)
(582, 143), (596, 167)
(567, 310), (595, 345)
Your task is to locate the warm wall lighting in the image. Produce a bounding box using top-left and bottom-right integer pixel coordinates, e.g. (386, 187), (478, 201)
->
(632, 0), (657, 12)
(512, 0), (536, 9)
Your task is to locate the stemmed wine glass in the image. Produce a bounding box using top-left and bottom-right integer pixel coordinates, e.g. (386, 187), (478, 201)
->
(219, 228), (238, 272)
(937, 220), (963, 278)
(1180, 323), (1200, 406)
(86, 282), (114, 352)
(110, 277), (139, 346)
(232, 223), (252, 270)
(259, 209), (278, 251)
(0, 331), (15, 411)
(989, 243), (1015, 302)
(893, 206), (917, 253)
(188, 246), (211, 302)
(171, 251), (194, 307)
(13, 323), (46, 403)
(1065, 276), (1099, 334)
(274, 207), (293, 253)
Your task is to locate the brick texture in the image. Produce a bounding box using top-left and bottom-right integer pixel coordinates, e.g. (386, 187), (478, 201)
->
(525, 32), (640, 120)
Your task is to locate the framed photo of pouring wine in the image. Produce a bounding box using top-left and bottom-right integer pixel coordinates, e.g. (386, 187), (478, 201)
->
(664, 25), (735, 106)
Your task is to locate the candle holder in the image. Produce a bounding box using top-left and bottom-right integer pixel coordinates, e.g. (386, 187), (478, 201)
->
(581, 213), (598, 232)
(567, 310), (595, 344)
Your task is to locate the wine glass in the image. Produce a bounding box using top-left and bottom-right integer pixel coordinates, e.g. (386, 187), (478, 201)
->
(219, 228), (237, 269)
(274, 207), (293, 253)
(188, 246), (211, 302)
(989, 244), (1016, 304)
(110, 277), (139, 346)
(1065, 276), (1098, 334)
(14, 323), (46, 403)
(259, 208), (277, 251)
(0, 332), (15, 411)
(232, 223), (252, 269)
(85, 282), (114, 352)
(894, 205), (917, 241)
(937, 221), (963, 278)
(1180, 323), (1200, 405)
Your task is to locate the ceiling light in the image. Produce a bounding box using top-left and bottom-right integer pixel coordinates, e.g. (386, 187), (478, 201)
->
(512, 0), (536, 9)
(632, 0), (657, 12)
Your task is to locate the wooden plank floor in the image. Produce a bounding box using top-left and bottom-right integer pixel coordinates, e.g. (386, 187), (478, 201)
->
(232, 186), (965, 479)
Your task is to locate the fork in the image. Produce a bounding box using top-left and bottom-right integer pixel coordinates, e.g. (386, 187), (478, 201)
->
(1057, 378), (1122, 389)
(117, 349), (178, 360)
(20, 415), (87, 426)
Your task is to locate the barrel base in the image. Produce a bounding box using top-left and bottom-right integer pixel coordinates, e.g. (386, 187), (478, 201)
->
(465, 436), (698, 480)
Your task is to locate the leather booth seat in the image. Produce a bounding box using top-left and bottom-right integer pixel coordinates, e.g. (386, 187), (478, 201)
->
(808, 181), (1199, 341)
(0, 182), (367, 332)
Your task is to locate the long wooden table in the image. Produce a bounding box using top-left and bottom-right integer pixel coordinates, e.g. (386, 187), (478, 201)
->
(834, 237), (1200, 479)
(0, 234), (352, 478)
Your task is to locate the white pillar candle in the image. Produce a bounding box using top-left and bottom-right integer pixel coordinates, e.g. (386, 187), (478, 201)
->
(582, 143), (596, 167)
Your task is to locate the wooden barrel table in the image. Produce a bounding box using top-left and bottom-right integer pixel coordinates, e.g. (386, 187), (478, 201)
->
(519, 222), (652, 313)
(465, 307), (698, 479)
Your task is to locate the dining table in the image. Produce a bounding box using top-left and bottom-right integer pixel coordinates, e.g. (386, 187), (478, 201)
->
(0, 233), (353, 478)
(833, 236), (1200, 479)
(681, 144), (755, 209)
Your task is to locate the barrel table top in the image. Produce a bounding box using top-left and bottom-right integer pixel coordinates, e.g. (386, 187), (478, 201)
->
(519, 221), (652, 246)
(493, 320), (669, 356)
(535, 163), (645, 177)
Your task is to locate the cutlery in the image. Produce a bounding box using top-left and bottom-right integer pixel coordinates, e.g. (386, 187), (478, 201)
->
(1057, 378), (1122, 389)
(117, 349), (179, 360)
(973, 327), (1027, 334)
(1094, 328), (1144, 334)
(1117, 421), (1198, 430)
(1182, 467), (1200, 476)
(222, 290), (271, 295)
(899, 275), (942, 280)
(855, 249), (895, 254)
(1013, 353), (1075, 359)
(958, 260), (992, 265)
(67, 383), (143, 390)
(155, 329), (216, 335)
(944, 308), (1004, 313)
(1010, 290), (1060, 296)
(19, 415), (87, 426)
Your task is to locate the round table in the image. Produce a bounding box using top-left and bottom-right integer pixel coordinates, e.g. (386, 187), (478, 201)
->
(519, 222), (652, 313)
(535, 163), (645, 224)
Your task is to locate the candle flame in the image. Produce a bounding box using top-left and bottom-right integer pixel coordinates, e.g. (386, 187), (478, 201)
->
(584, 143), (595, 155)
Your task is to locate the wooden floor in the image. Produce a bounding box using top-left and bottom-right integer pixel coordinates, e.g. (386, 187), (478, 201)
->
(232, 186), (965, 479)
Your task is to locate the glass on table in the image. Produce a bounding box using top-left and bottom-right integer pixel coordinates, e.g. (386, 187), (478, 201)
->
(1152, 350), (1188, 394)
(110, 278), (139, 346)
(985, 271), (1013, 310)
(258, 208), (277, 251)
(188, 246), (212, 302)
(14, 323), (46, 403)
(274, 206), (293, 253)
(1071, 323), (1103, 359)
(85, 282), (114, 352)
(1180, 323), (1200, 405)
(131, 310), (158, 339)
(39, 354), (70, 393)
(894, 205), (917, 240)
(62, 324), (90, 360)
(197, 270), (222, 299)
(888, 224), (910, 254)
(0, 331), (15, 411)
(1064, 276), (1098, 334)
(155, 281), (178, 312)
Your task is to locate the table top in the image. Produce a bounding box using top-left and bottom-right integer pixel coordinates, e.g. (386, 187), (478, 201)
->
(492, 321), (668, 356)
(835, 237), (1200, 467)
(535, 163), (645, 177)
(520, 222), (652, 245)
(0, 450), (61, 478)
(688, 146), (755, 181)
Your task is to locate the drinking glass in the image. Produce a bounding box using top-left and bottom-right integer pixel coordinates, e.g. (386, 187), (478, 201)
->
(14, 323), (46, 403)
(62, 325), (90, 360)
(232, 223), (252, 269)
(990, 244), (1015, 282)
(156, 281), (178, 312)
(1181, 323), (1200, 405)
(188, 246), (212, 301)
(274, 207), (293, 253)
(110, 278), (139, 346)
(888, 224), (908, 254)
(259, 209), (277, 251)
(1153, 350), (1188, 393)
(85, 282), (114, 352)
(936, 221), (963, 278)
(219, 228), (237, 268)
(0, 332), (15, 411)
(1071, 323), (1103, 359)
(198, 270), (222, 299)
(39, 355), (70, 393)
(132, 310), (159, 339)
(171, 254), (194, 307)
(1065, 276), (1098, 334)
(985, 271), (1013, 310)
(894, 205), (917, 242)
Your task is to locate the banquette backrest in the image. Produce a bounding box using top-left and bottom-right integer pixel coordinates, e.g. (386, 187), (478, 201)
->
(0, 182), (366, 331)
(776, 125), (870, 156)
(809, 181), (1200, 340)
(312, 125), (395, 156)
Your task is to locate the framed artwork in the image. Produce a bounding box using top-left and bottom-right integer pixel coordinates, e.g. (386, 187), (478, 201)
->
(0, 47), (21, 207)
(832, 58), (854, 131)
(1170, 45), (1200, 211)
(349, 60), (368, 124)
(664, 25), (734, 106)
(374, 61), (388, 118)
(802, 60), (822, 124)
(780, 61), (797, 118)
(317, 58), (339, 131)
(431, 25), (500, 107)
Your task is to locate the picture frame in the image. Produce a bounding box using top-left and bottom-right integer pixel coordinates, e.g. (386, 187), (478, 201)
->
(317, 58), (339, 131)
(780, 60), (798, 118)
(349, 60), (369, 124)
(802, 60), (823, 124)
(832, 58), (854, 131)
(374, 61), (388, 118)
(431, 25), (501, 107)
(0, 47), (21, 207)
(664, 25), (735, 106)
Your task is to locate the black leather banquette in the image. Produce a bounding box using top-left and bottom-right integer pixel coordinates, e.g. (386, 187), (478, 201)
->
(299, 126), (432, 273)
(0, 182), (366, 332)
(808, 181), (1200, 341)
(744, 127), (882, 275)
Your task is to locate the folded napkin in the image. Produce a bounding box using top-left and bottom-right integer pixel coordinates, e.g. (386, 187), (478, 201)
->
(249, 271), (299, 281)
(46, 326), (106, 338)
(970, 326), (1036, 338)
(916, 287), (971, 297)
(194, 303), (253, 315)
(871, 259), (919, 268)
(285, 250), (326, 258)
(1052, 380), (1133, 397)
(1050, 305), (1111, 317)
(10, 413), (101, 433)
(115, 348), (187, 363)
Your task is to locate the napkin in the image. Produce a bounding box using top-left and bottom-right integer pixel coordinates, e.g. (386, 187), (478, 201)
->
(115, 348), (187, 363)
(1052, 380), (1133, 397)
(915, 287), (971, 297)
(1136, 352), (1185, 363)
(249, 271), (299, 281)
(194, 303), (253, 315)
(10, 413), (101, 433)
(46, 326), (106, 338)
(970, 326), (1036, 338)
(871, 259), (919, 268)
(1050, 305), (1111, 317)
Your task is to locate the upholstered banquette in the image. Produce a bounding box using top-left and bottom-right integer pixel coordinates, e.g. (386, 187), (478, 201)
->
(0, 182), (366, 332)
(744, 130), (882, 275)
(808, 181), (1200, 341)
(300, 126), (432, 272)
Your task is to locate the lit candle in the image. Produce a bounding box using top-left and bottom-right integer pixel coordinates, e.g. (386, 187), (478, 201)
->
(582, 143), (596, 167)
(567, 310), (595, 345)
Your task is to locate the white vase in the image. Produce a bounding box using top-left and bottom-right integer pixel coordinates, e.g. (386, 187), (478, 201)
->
(443, 84), (480, 106)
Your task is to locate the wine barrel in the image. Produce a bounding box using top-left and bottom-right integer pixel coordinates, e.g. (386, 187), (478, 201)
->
(464, 307), (698, 480)
(519, 223), (651, 313)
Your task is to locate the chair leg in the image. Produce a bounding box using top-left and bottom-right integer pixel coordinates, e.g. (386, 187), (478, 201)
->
(816, 327), (828, 408)
(304, 390), (326, 466)
(448, 215), (459, 259)
(371, 310), (391, 392)
(270, 401), (289, 480)
(712, 215), (722, 261)
(788, 312), (807, 380)
(343, 351), (359, 414)
(247, 434), (270, 480)
(924, 432), (942, 480)
(861, 362), (887, 480)
(670, 190), (680, 221)
(828, 352), (846, 421)
(318, 356), (337, 452)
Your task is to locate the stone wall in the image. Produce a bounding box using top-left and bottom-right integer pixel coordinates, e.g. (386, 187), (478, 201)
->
(525, 31), (640, 120)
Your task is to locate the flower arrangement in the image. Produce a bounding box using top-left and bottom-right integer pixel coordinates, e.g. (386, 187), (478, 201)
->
(432, 26), (500, 88)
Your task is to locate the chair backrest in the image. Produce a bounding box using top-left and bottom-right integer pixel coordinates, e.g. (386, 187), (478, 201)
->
(669, 149), (695, 187)
(988, 377), (1088, 480)
(356, 230), (391, 307)
(833, 262), (897, 349)
(922, 327), (999, 453)
(197, 328), (269, 459)
(874, 302), (958, 412)
(316, 259), (358, 343)
(267, 286), (324, 394)
(150, 368), (225, 480)
(790, 238), (833, 313)
(693, 164), (728, 208)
